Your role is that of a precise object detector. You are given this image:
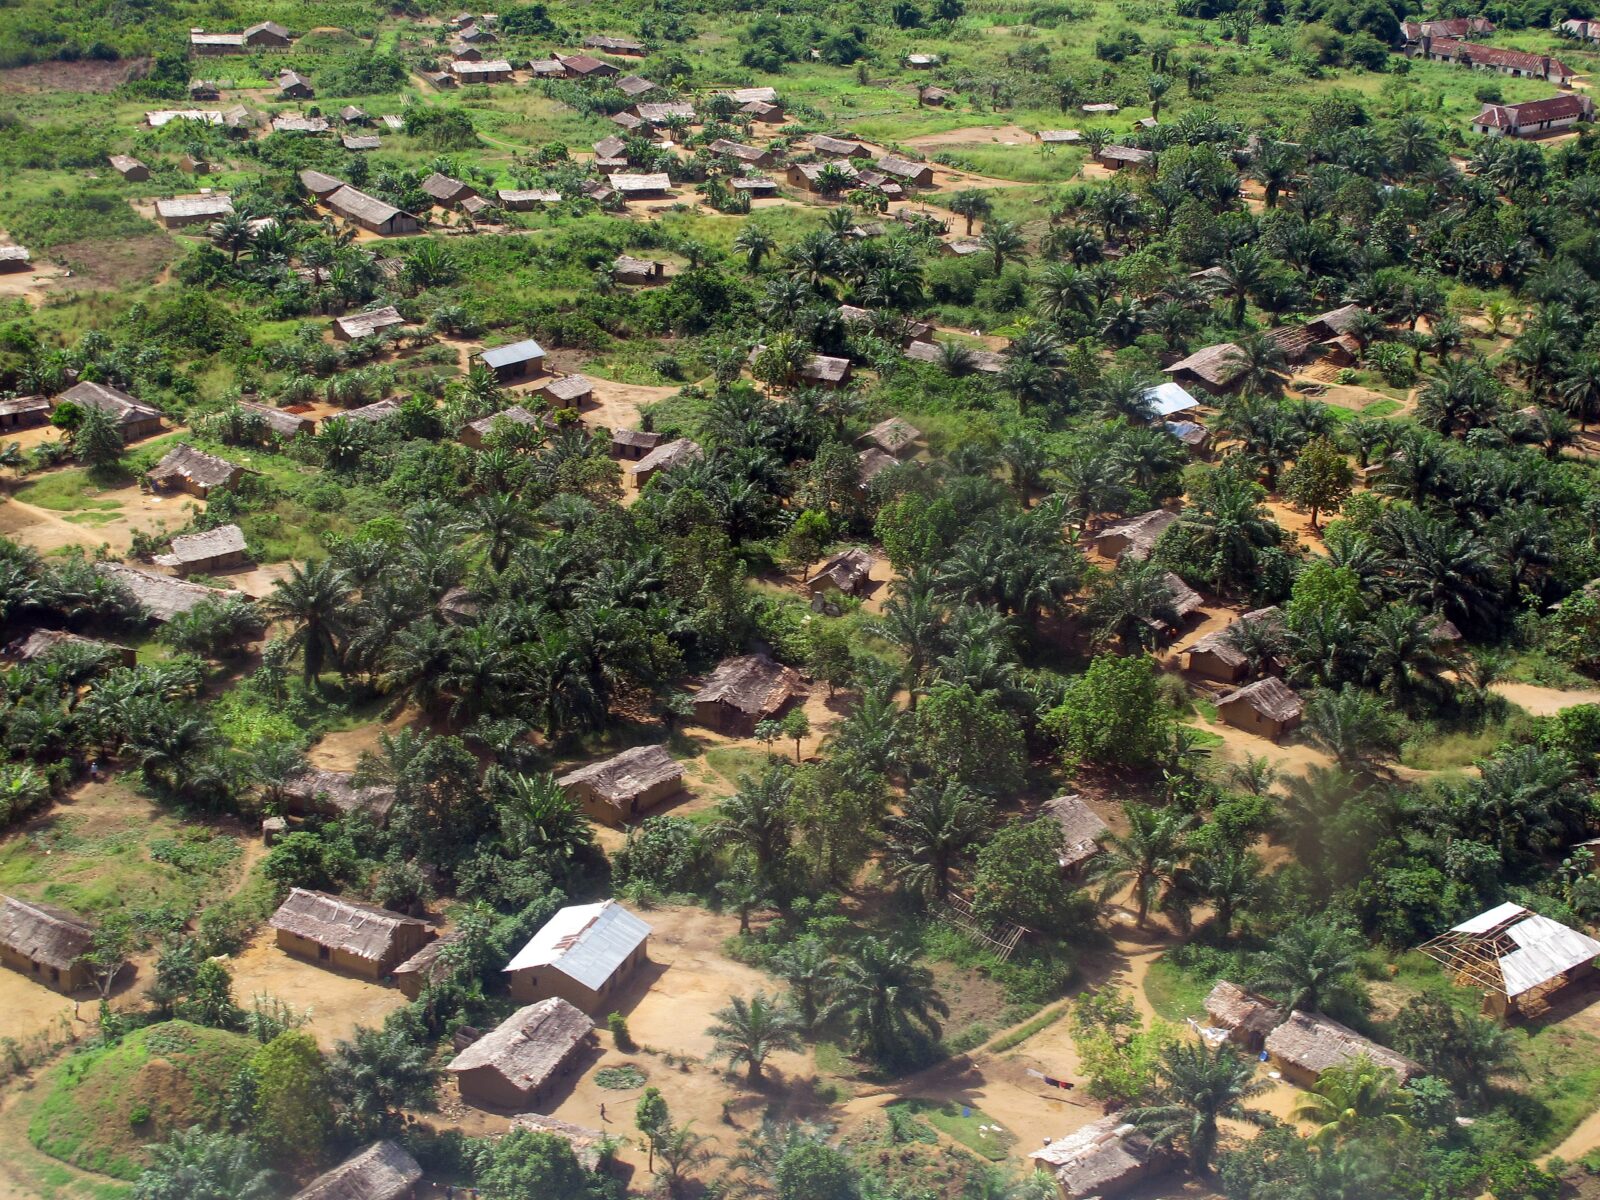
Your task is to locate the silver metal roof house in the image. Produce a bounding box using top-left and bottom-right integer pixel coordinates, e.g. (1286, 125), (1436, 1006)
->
(480, 338), (546, 371)
(1420, 901), (1600, 1016)
(1143, 380), (1200, 419)
(504, 900), (652, 992)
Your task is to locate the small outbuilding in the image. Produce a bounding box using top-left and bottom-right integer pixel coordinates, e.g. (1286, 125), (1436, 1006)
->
(808, 547), (875, 599)
(447, 996), (595, 1109)
(154, 524), (249, 573)
(109, 154), (149, 181)
(558, 745), (684, 825)
(145, 444), (244, 498)
(6, 628), (136, 669)
(291, 1141), (422, 1200)
(479, 338), (546, 383)
(460, 405), (548, 449)
(1265, 1010), (1423, 1089)
(1029, 1117), (1165, 1199)
(1184, 607), (1285, 683)
(610, 427), (662, 460)
(268, 888), (434, 979)
(0, 895), (99, 993)
(1040, 794), (1110, 874)
(334, 305), (408, 342)
(858, 446), (896, 487)
(281, 767), (399, 827)
(613, 254), (666, 284)
(503, 899), (653, 1009)
(1418, 901), (1600, 1018)
(692, 652), (808, 736)
(392, 930), (464, 1000)
(1093, 509), (1177, 563)
(1203, 980), (1285, 1052)
(508, 1114), (608, 1171)
(0, 394), (49, 430)
(541, 374), (593, 409)
(1215, 676), (1303, 741)
(95, 562), (245, 622)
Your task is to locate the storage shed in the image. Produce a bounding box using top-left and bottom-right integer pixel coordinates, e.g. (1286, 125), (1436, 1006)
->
(479, 338), (546, 383)
(1265, 1010), (1423, 1088)
(1092, 509), (1177, 563)
(291, 1142), (421, 1200)
(154, 524), (249, 573)
(145, 445), (244, 498)
(1215, 676), (1303, 740)
(692, 653), (808, 736)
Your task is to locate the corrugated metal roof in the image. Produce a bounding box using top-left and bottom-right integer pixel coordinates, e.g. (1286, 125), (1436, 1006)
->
(1451, 900), (1527, 935)
(480, 338), (545, 368)
(1144, 381), (1199, 418)
(1501, 913), (1600, 996)
(504, 900), (651, 990)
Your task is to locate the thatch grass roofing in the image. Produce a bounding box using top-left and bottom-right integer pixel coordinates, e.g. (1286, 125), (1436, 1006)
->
(446, 996), (593, 1091)
(268, 888), (428, 962)
(0, 895), (95, 971)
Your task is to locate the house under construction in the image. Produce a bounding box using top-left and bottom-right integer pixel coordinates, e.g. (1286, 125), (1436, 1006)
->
(1418, 901), (1600, 1018)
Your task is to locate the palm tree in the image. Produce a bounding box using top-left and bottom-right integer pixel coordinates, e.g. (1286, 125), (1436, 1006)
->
(466, 491), (529, 573)
(885, 780), (991, 901)
(328, 1024), (440, 1139)
(948, 188), (993, 236)
(831, 938), (948, 1066)
(1127, 1040), (1270, 1175)
(1559, 353), (1600, 430)
(266, 560), (351, 688)
(1221, 332), (1287, 399)
(868, 573), (946, 707)
(209, 211), (255, 265)
(770, 936), (836, 1032)
(381, 619), (457, 717)
(733, 225), (777, 272)
(1302, 687), (1394, 768)
(1084, 562), (1183, 654)
(707, 993), (803, 1084)
(979, 218), (1027, 276)
(1252, 918), (1362, 1012)
(1217, 243), (1269, 327)
(709, 768), (794, 886)
(1362, 605), (1450, 710)
(1089, 803), (1194, 929)
(1179, 845), (1263, 939)
(1289, 1055), (1411, 1148)
(135, 1127), (277, 1200)
(1178, 471), (1281, 593)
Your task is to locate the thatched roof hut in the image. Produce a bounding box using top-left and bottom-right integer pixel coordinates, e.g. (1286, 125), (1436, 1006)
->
(281, 767), (398, 826)
(447, 996), (595, 1108)
(692, 653), (808, 736)
(1203, 980), (1285, 1050)
(95, 562), (244, 622)
(154, 524), (250, 572)
(0, 895), (98, 991)
(145, 445), (244, 498)
(268, 888), (432, 978)
(1093, 509), (1177, 563)
(558, 744), (683, 825)
(1266, 1010), (1423, 1087)
(859, 417), (921, 457)
(1029, 1117), (1164, 1198)
(6, 628), (134, 668)
(1185, 606), (1285, 682)
(508, 1113), (608, 1170)
(292, 1141), (421, 1200)
(1040, 794), (1110, 872)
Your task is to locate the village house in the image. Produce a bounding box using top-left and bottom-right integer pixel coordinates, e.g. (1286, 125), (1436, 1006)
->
(593, 133), (628, 168)
(509, 1114), (608, 1171)
(1215, 676), (1303, 740)
(478, 338), (546, 383)
(239, 399), (315, 438)
(1096, 144), (1155, 171)
(55, 380), (164, 440)
(108, 154), (149, 180)
(1184, 606), (1287, 682)
(281, 766), (399, 827)
(1203, 980), (1286, 1052)
(155, 194), (233, 229)
(1561, 16), (1600, 41)
(1150, 571), (1204, 637)
(854, 171), (901, 198)
(1413, 35), (1573, 84)
(809, 134), (871, 158)
(451, 42), (484, 60)
(1037, 129), (1083, 145)
(708, 138), (775, 167)
(452, 58), (514, 83)
(1041, 793), (1110, 874)
(906, 52), (940, 67)
(324, 185), (421, 235)
(1143, 380), (1200, 421)
(448, 996), (595, 1109)
(557, 53), (619, 78)
(188, 79), (220, 100)
(693, 652), (809, 736)
(335, 305), (409, 341)
(1402, 16), (1494, 41)
(609, 172), (672, 199)
(611, 427), (663, 460)
(859, 416), (921, 458)
(802, 353), (852, 388)
(808, 547), (875, 602)
(617, 74), (659, 98)
(1473, 92), (1593, 137)
(244, 20), (292, 46)
(456, 22), (496, 42)
(268, 887), (434, 979)
(277, 69), (314, 99)
(425, 70), (456, 89)
(919, 85), (952, 105)
(1265, 1010), (1424, 1088)
(733, 177), (778, 196)
(614, 254), (667, 284)
(343, 134), (381, 151)
(1093, 508), (1177, 563)
(0, 394), (49, 430)
(743, 99), (786, 121)
(497, 188), (562, 209)
(874, 155), (934, 187)
(839, 306), (933, 343)
(630, 436), (703, 485)
(943, 237), (985, 257)
(1082, 101), (1120, 114)
(788, 161), (860, 192)
(903, 339), (1006, 374)
(460, 405), (548, 450)
(858, 446), (897, 487)
(559, 745), (684, 825)
(0, 895), (101, 993)
(145, 444), (245, 499)
(95, 562), (245, 622)
(291, 1141), (421, 1200)
(392, 930), (463, 999)
(146, 109), (224, 127)
(1029, 1117), (1165, 1199)
(298, 169), (346, 199)
(189, 30), (246, 54)
(632, 102), (698, 129)
(586, 33), (646, 54)
(7, 629), (136, 669)
(1163, 342), (1245, 394)
(0, 245), (34, 268)
(1419, 901), (1600, 1017)
(421, 172), (479, 208)
(339, 104), (368, 124)
(154, 524), (250, 574)
(504, 899), (652, 1009)
(529, 57), (567, 77)
(541, 374), (593, 409)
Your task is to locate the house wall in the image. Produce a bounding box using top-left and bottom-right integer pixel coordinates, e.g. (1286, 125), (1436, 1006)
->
(275, 924), (431, 977)
(1217, 701), (1292, 741)
(1096, 533), (1134, 560)
(507, 940), (649, 1012)
(186, 548), (250, 571)
(0, 945), (91, 992)
(192, 43), (244, 56)
(0, 408), (46, 429)
(1268, 1055), (1320, 1090)
(1184, 649), (1247, 684)
(245, 30), (291, 46)
(568, 776), (679, 826)
(488, 354), (543, 383)
(455, 1063), (536, 1110)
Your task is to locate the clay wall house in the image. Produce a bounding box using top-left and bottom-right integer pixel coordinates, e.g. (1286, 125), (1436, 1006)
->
(742, 100), (784, 122)
(421, 171), (479, 208)
(478, 337), (545, 383)
(189, 30), (247, 55)
(154, 195), (233, 229)
(1149, 571), (1203, 637)
(324, 186), (420, 235)
(614, 254), (666, 284)
(497, 188), (562, 209)
(1041, 794), (1110, 874)
(268, 887), (433, 979)
(54, 380), (164, 440)
(0, 895), (101, 993)
(617, 75), (658, 98)
(609, 172), (672, 199)
(244, 20), (292, 47)
(585, 34), (645, 54)
(1215, 676), (1303, 740)
(239, 400), (314, 438)
(95, 562), (245, 622)
(109, 154), (149, 181)
(557, 53), (619, 78)
(859, 416), (921, 457)
(529, 58), (566, 78)
(541, 374), (593, 409)
(809, 134), (871, 158)
(277, 70), (314, 100)
(1092, 509), (1177, 563)
(611, 427), (662, 460)
(392, 930), (463, 999)
(291, 1141), (421, 1200)
(1037, 129), (1082, 145)
(1203, 980), (1285, 1052)
(503, 899), (652, 1009)
(858, 446), (896, 487)
(1184, 606), (1286, 683)
(0, 394), (49, 430)
(1029, 1117), (1165, 1199)
(692, 652), (808, 736)
(630, 436), (702, 485)
(1163, 341), (1245, 393)
(281, 767), (399, 827)
(732, 176), (778, 196)
(460, 405), (548, 450)
(558, 745), (684, 825)
(299, 169), (346, 199)
(874, 155), (934, 187)
(451, 43), (484, 61)
(343, 134), (381, 151)
(1265, 1010), (1423, 1089)
(188, 79), (221, 100)
(154, 524), (250, 574)
(145, 444), (245, 499)
(708, 138), (775, 168)
(808, 547), (875, 599)
(447, 996), (594, 1109)
(334, 305), (408, 341)
(788, 161), (860, 192)
(1095, 145), (1155, 171)
(451, 58), (514, 83)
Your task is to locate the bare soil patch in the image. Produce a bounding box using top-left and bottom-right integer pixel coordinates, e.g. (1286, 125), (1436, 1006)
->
(222, 927), (411, 1049)
(0, 57), (148, 94)
(903, 124), (1034, 149)
(46, 234), (177, 290)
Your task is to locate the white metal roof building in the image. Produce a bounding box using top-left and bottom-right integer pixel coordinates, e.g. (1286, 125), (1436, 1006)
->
(1419, 901), (1600, 1016)
(504, 900), (651, 998)
(1143, 380), (1200, 419)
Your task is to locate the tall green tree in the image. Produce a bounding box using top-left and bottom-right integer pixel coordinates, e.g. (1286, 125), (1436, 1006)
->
(707, 992), (804, 1084)
(1127, 1040), (1270, 1174)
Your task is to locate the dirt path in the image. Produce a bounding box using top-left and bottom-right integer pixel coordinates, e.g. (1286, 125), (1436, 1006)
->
(1492, 682), (1600, 716)
(0, 480), (194, 557)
